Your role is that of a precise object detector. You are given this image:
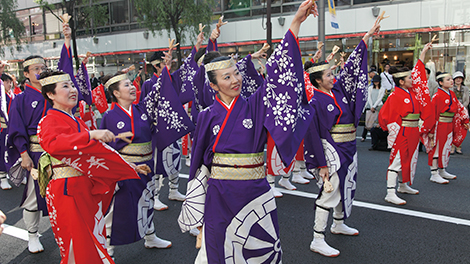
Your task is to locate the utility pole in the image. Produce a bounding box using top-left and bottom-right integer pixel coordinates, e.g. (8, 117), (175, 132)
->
(266, 0), (272, 57)
(318, 0), (326, 61)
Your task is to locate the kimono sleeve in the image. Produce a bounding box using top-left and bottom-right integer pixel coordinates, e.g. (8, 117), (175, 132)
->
(411, 59), (434, 134)
(57, 44), (87, 107)
(7, 96), (28, 154)
(143, 67), (195, 150)
(237, 54), (265, 99)
(76, 62), (93, 105)
(335, 40), (369, 126)
(207, 39), (218, 52)
(171, 47), (198, 104)
(262, 29), (313, 166)
(38, 117), (90, 156)
(304, 105), (327, 170)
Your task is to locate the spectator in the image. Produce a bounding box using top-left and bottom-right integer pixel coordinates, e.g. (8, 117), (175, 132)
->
(362, 74), (384, 141)
(426, 67), (439, 97)
(380, 63), (395, 91)
(450, 71), (469, 155)
(90, 73), (99, 89)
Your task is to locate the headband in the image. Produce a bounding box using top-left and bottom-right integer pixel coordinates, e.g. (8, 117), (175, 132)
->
(197, 54), (206, 67)
(23, 58), (46, 68)
(306, 64), (330, 74)
(204, 58), (235, 72)
(104, 74), (127, 89)
(392, 71), (411, 78)
(436, 73), (451, 80)
(151, 59), (162, 66)
(39, 74), (71, 86)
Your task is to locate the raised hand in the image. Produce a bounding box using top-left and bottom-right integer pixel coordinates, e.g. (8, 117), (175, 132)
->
(90, 129), (116, 143)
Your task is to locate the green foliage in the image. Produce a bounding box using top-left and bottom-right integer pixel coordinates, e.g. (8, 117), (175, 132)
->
(133, 0), (214, 65)
(0, 0), (26, 56)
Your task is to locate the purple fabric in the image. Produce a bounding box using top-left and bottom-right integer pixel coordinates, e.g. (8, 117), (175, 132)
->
(76, 62), (93, 105)
(304, 40), (368, 219)
(172, 47), (198, 104)
(57, 45), (91, 106)
(0, 92), (12, 172)
(139, 73), (159, 103)
(7, 84), (50, 215)
(100, 103), (155, 245)
(188, 30), (312, 263)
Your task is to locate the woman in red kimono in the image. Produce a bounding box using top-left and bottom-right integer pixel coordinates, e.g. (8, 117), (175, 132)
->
(427, 72), (470, 183)
(379, 43), (434, 205)
(37, 69), (140, 263)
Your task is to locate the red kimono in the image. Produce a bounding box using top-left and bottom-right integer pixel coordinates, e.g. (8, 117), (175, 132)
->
(427, 88), (468, 167)
(379, 60), (433, 184)
(38, 109), (139, 264)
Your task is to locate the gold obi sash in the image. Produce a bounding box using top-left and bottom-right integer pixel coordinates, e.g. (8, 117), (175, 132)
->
(330, 124), (356, 143)
(118, 142), (153, 163)
(402, 113), (420, 127)
(439, 112), (454, 123)
(29, 135), (45, 153)
(211, 152), (265, 180)
(0, 116), (7, 129)
(50, 159), (83, 180)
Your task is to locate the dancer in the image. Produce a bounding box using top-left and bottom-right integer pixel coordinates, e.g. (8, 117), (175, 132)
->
(37, 68), (140, 263)
(379, 43), (434, 205)
(178, 1), (317, 262)
(304, 19), (380, 257)
(427, 72), (470, 183)
(0, 73), (14, 190)
(100, 49), (194, 258)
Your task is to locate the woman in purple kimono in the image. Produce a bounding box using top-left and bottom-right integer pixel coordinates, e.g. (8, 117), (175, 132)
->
(0, 73), (14, 190)
(6, 22), (90, 254)
(99, 51), (194, 259)
(178, 1), (317, 263)
(303, 20), (380, 257)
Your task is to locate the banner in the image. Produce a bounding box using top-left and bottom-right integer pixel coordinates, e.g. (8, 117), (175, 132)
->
(328, 0), (339, 29)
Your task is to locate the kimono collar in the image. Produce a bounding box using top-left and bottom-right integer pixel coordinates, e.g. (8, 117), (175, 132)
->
(438, 87), (450, 95)
(51, 108), (77, 121)
(116, 103), (133, 117)
(215, 94), (238, 111)
(153, 73), (159, 79)
(396, 86), (410, 94)
(25, 83), (42, 94)
(314, 87), (334, 98)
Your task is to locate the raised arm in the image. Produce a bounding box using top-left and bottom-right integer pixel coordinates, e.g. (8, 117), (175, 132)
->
(289, 0), (318, 38)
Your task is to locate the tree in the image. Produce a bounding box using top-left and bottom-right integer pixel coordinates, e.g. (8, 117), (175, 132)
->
(0, 0), (26, 56)
(133, 0), (214, 66)
(35, 0), (108, 69)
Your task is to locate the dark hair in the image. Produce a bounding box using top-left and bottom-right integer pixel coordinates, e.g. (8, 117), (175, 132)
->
(436, 71), (449, 86)
(101, 71), (126, 102)
(23, 55), (44, 72)
(204, 52), (226, 85)
(425, 67), (431, 75)
(1, 73), (13, 82)
(150, 51), (165, 69)
(38, 69), (67, 106)
(305, 61), (328, 88)
(195, 47), (207, 64)
(389, 66), (410, 86)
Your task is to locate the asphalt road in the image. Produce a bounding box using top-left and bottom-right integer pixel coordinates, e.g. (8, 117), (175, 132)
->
(1, 133), (470, 264)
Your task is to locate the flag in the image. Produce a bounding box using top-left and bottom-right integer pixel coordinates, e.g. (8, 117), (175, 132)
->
(92, 84), (108, 114)
(328, 0), (339, 29)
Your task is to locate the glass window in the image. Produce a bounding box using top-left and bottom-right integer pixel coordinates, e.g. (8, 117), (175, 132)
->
(30, 13), (44, 36)
(213, 0), (222, 12)
(111, 1), (129, 24)
(45, 11), (60, 34)
(353, 0), (385, 5)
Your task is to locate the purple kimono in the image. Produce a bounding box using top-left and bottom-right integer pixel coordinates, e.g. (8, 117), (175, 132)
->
(181, 30), (312, 263)
(7, 84), (51, 215)
(304, 40), (368, 219)
(0, 91), (12, 172)
(100, 67), (194, 245)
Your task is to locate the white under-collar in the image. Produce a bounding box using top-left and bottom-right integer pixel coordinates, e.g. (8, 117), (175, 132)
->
(121, 104), (132, 116)
(220, 97), (235, 109)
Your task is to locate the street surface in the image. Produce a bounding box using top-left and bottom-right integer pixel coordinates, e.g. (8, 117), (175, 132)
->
(1, 134), (470, 263)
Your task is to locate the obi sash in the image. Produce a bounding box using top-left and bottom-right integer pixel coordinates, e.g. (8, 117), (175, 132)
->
(118, 142), (153, 163)
(439, 112), (454, 123)
(30, 135), (45, 152)
(330, 124), (356, 143)
(211, 152), (265, 180)
(402, 113), (420, 127)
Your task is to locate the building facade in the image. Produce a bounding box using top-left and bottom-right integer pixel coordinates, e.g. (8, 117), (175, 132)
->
(3, 0), (470, 82)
